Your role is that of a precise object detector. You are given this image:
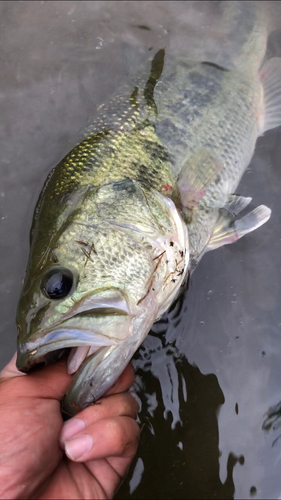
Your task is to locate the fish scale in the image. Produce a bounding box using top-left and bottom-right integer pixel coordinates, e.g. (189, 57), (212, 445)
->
(155, 61), (260, 187)
(16, 2), (281, 414)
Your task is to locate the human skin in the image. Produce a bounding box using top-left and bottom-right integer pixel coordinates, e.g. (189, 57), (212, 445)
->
(0, 354), (140, 499)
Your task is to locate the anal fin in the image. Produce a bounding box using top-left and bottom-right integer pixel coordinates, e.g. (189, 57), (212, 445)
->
(224, 194), (252, 216)
(178, 147), (224, 210)
(206, 204), (271, 251)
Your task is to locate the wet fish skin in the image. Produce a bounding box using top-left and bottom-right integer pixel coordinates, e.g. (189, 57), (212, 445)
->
(16, 2), (280, 414)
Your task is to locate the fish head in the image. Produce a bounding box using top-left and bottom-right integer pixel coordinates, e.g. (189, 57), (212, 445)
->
(16, 179), (189, 414)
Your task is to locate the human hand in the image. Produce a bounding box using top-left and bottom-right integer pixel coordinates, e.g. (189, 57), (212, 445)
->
(0, 354), (139, 499)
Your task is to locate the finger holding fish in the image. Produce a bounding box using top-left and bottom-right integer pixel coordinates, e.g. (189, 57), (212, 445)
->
(61, 415), (140, 462)
(60, 366), (140, 466)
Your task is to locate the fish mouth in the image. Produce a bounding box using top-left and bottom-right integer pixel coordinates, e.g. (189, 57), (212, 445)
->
(16, 289), (135, 376)
(17, 293), (159, 418)
(16, 333), (118, 376)
(16, 310), (133, 376)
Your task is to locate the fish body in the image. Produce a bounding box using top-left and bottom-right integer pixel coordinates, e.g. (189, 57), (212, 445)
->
(16, 56), (190, 413)
(16, 2), (281, 415)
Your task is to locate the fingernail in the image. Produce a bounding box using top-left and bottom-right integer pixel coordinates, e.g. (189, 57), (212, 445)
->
(65, 434), (93, 460)
(60, 418), (86, 444)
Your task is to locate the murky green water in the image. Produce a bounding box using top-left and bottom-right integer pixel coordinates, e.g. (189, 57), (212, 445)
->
(1, 2), (281, 498)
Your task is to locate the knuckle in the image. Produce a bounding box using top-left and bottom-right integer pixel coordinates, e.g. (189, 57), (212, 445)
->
(120, 393), (139, 416)
(106, 418), (126, 450)
(106, 418), (139, 455)
(130, 394), (140, 414)
(103, 392), (139, 418)
(123, 423), (140, 457)
(78, 402), (102, 423)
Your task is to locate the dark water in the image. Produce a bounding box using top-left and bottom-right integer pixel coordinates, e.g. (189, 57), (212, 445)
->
(1, 2), (281, 498)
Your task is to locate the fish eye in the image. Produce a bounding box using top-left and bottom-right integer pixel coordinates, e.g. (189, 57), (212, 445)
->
(41, 268), (74, 300)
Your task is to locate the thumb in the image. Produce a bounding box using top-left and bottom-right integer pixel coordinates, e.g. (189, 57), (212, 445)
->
(0, 353), (73, 401)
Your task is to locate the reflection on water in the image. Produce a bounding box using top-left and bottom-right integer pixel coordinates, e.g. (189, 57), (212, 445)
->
(117, 339), (239, 500)
(1, 1), (281, 499)
(116, 291), (249, 499)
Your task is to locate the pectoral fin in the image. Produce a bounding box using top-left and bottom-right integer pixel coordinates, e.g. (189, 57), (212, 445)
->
(178, 148), (224, 209)
(206, 204), (271, 251)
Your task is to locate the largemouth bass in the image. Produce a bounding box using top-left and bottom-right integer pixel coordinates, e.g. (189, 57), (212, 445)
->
(16, 2), (281, 416)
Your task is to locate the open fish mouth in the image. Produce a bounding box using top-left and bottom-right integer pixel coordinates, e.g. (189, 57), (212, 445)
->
(16, 293), (159, 417)
(16, 334), (119, 375)
(16, 308), (133, 375)
(16, 288), (135, 374)
(16, 316), (134, 418)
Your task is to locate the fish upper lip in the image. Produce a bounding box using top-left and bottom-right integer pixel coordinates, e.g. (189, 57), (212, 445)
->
(16, 326), (124, 372)
(19, 328), (113, 351)
(17, 312), (131, 356)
